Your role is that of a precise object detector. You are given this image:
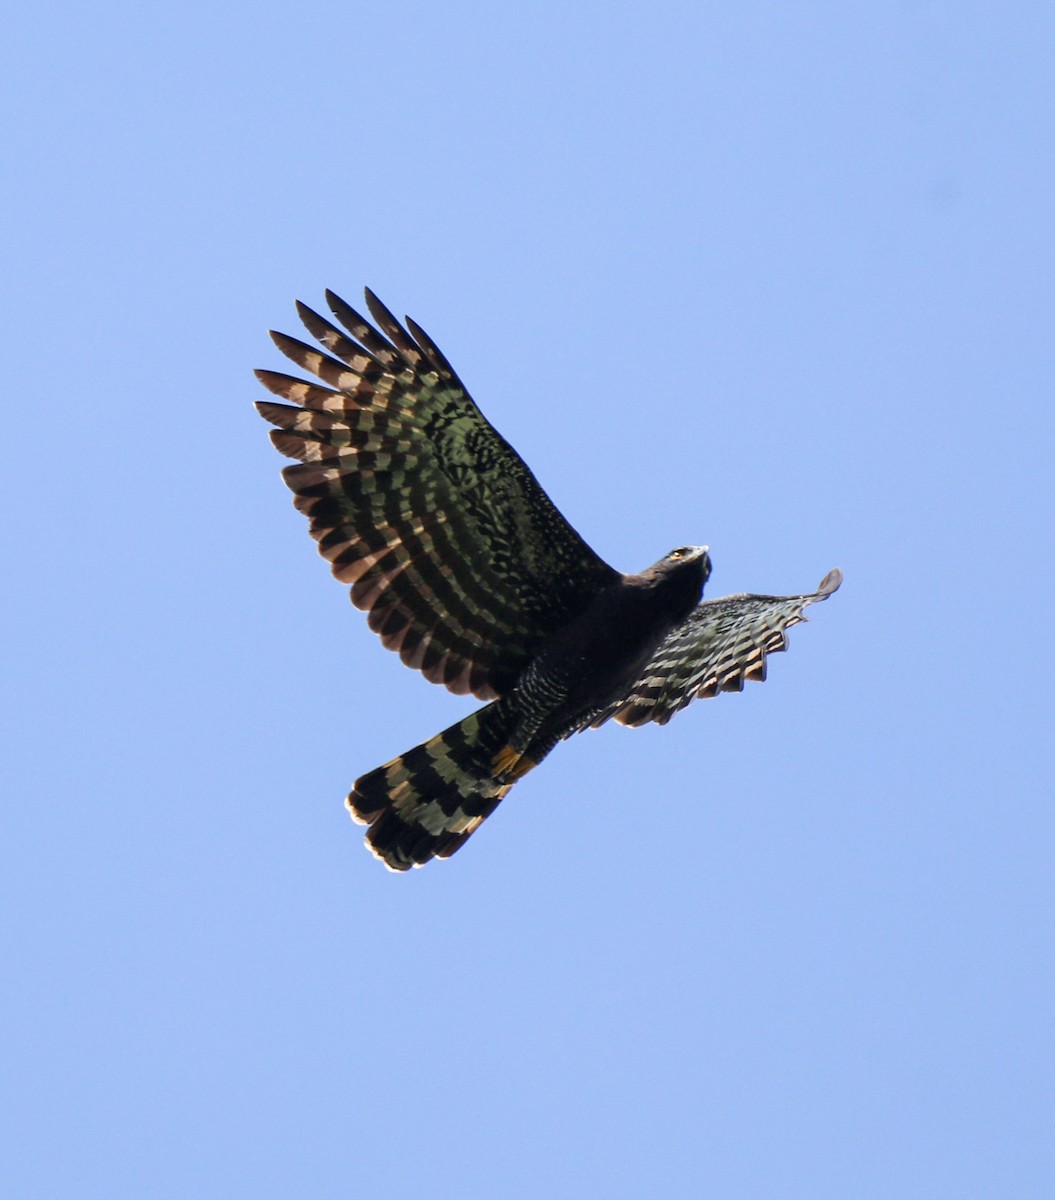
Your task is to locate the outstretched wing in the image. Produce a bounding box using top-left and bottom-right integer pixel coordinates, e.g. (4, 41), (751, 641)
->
(593, 568), (843, 727)
(256, 289), (620, 699)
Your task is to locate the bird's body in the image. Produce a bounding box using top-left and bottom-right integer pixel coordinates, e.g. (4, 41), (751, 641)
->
(257, 289), (841, 870)
(513, 547), (711, 742)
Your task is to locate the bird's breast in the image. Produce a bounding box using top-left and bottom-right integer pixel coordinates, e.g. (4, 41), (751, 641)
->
(532, 583), (680, 711)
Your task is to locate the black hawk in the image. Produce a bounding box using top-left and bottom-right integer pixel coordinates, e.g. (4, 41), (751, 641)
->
(256, 289), (842, 871)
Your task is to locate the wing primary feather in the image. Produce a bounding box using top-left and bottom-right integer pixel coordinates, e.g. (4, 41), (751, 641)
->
(295, 301), (383, 370)
(324, 289), (403, 366)
(254, 369), (343, 409)
(255, 400), (349, 433)
(404, 315), (464, 386)
(268, 331), (365, 389)
(363, 288), (424, 364)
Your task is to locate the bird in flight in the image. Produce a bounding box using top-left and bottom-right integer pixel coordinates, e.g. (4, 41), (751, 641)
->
(256, 289), (841, 871)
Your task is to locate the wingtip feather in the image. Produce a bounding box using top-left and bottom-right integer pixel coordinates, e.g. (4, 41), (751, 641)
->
(816, 567), (843, 597)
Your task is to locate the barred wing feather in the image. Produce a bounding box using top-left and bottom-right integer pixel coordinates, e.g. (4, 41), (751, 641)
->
(256, 289), (620, 700)
(596, 568), (843, 727)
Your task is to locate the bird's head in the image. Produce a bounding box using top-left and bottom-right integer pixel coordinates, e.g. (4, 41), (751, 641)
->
(664, 545), (712, 586)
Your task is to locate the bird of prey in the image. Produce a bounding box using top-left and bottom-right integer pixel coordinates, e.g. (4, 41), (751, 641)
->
(256, 288), (841, 871)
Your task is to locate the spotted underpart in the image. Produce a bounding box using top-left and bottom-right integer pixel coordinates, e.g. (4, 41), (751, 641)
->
(257, 289), (842, 870)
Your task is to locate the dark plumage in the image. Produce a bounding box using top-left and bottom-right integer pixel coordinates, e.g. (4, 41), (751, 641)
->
(257, 288), (842, 870)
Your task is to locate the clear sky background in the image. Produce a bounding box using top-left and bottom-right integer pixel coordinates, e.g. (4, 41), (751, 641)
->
(3, 3), (1053, 1197)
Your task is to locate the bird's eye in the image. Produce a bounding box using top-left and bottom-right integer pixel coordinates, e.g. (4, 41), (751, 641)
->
(670, 547), (686, 559)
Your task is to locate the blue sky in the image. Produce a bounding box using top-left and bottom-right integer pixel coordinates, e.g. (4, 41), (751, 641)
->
(3, 2), (1053, 1196)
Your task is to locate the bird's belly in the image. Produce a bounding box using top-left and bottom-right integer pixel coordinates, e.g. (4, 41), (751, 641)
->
(531, 619), (670, 725)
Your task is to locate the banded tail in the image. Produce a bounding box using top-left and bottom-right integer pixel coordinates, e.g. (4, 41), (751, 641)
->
(348, 702), (529, 871)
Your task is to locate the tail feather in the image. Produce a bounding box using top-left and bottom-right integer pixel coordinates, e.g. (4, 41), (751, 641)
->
(347, 704), (513, 871)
